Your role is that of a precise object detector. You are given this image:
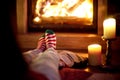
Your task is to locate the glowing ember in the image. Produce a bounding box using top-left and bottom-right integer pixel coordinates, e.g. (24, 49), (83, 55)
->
(33, 16), (41, 23)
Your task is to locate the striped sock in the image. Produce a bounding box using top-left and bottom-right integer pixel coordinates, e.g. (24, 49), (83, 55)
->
(45, 29), (56, 49)
(36, 34), (46, 52)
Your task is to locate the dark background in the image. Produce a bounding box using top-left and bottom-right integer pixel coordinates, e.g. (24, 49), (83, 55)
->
(107, 0), (120, 36)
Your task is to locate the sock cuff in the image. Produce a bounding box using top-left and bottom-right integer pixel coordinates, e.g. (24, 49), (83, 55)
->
(45, 29), (55, 34)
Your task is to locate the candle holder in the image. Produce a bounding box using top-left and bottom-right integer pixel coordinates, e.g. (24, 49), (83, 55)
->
(100, 36), (116, 72)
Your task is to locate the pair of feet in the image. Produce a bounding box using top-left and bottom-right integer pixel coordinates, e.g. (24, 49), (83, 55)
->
(36, 29), (56, 52)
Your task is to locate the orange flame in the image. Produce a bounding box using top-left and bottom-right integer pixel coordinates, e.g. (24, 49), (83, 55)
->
(34, 0), (93, 23)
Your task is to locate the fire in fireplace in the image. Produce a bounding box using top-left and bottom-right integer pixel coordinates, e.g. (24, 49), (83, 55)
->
(27, 0), (98, 33)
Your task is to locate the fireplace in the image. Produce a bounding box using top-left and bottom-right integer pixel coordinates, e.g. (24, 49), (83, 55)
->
(16, 0), (109, 51)
(16, 0), (120, 52)
(27, 0), (98, 33)
(17, 0), (107, 35)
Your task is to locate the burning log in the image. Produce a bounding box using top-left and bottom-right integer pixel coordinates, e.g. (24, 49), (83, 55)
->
(41, 16), (92, 25)
(68, 0), (85, 12)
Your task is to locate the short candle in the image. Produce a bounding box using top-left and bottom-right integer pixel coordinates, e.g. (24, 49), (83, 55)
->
(88, 44), (102, 66)
(103, 18), (116, 39)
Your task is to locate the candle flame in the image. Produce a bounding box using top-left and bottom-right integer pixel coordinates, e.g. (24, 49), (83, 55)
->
(103, 18), (116, 27)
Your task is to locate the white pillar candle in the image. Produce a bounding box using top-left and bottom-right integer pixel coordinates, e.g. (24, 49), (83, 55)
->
(103, 18), (116, 39)
(88, 44), (102, 66)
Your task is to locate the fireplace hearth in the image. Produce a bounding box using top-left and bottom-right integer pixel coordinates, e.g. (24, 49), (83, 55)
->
(17, 0), (107, 35)
(27, 0), (98, 33)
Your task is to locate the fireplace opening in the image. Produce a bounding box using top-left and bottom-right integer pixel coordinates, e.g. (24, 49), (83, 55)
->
(27, 0), (98, 33)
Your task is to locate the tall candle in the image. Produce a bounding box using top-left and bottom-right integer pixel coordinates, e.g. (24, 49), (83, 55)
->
(103, 18), (116, 39)
(88, 44), (102, 66)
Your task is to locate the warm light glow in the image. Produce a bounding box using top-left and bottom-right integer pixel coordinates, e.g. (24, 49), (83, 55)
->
(33, 16), (41, 23)
(35, 0), (93, 23)
(103, 18), (116, 39)
(88, 44), (102, 66)
(71, 0), (93, 19)
(84, 68), (90, 72)
(88, 44), (102, 54)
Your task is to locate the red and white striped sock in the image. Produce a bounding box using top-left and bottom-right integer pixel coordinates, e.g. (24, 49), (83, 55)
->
(45, 29), (56, 49)
(36, 34), (46, 52)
